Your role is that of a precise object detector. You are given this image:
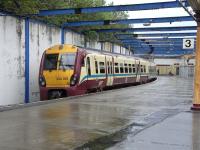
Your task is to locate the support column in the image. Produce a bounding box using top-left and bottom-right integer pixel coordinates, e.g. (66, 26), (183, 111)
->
(61, 27), (65, 44)
(192, 22), (200, 110)
(25, 18), (30, 103)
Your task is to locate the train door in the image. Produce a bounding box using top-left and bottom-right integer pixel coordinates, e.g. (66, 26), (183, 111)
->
(86, 56), (91, 89)
(136, 60), (140, 82)
(106, 56), (113, 86)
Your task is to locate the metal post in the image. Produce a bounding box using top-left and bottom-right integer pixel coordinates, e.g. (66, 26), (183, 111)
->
(61, 27), (65, 44)
(192, 22), (200, 110)
(25, 18), (30, 103)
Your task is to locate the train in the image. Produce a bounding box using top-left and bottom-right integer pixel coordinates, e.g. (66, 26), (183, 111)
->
(39, 44), (157, 100)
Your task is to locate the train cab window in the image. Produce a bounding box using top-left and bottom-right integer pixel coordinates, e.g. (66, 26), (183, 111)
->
(87, 57), (91, 76)
(129, 64), (132, 73)
(124, 63), (128, 73)
(115, 63), (119, 73)
(132, 64), (136, 73)
(95, 61), (99, 74)
(44, 54), (58, 70)
(59, 53), (76, 70)
(120, 63), (124, 73)
(99, 62), (105, 74)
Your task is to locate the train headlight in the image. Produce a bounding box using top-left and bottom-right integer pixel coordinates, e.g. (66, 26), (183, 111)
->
(70, 74), (78, 86)
(39, 76), (46, 87)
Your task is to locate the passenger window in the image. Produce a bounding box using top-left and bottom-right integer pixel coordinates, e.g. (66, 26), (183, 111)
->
(107, 62), (110, 74)
(99, 62), (105, 74)
(95, 61), (99, 74)
(115, 63), (119, 73)
(120, 63), (124, 73)
(129, 64), (132, 73)
(87, 57), (91, 76)
(110, 62), (113, 74)
(141, 65), (143, 73)
(124, 63), (128, 73)
(132, 64), (136, 73)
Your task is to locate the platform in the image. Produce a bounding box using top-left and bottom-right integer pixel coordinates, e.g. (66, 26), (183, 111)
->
(0, 76), (194, 150)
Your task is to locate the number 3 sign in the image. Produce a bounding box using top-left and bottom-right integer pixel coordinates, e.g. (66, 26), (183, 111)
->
(183, 39), (195, 49)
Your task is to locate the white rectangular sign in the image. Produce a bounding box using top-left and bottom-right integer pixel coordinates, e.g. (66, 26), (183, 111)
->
(183, 39), (195, 49)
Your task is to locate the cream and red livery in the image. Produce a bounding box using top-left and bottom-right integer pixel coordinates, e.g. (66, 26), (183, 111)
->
(39, 44), (156, 100)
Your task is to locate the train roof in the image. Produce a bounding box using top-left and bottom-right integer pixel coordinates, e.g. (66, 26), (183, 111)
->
(45, 44), (153, 63)
(77, 45), (149, 62)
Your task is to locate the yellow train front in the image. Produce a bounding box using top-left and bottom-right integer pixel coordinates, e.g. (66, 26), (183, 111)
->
(39, 44), (157, 100)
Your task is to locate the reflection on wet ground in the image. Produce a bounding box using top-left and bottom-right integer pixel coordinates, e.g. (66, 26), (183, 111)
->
(0, 77), (194, 150)
(108, 112), (200, 150)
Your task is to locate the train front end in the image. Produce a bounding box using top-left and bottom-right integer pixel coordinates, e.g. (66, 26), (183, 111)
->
(39, 44), (79, 100)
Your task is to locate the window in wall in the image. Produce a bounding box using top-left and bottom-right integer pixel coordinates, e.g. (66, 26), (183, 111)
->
(144, 66), (146, 73)
(99, 62), (105, 74)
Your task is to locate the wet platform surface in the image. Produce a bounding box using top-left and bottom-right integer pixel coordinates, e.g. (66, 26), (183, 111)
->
(0, 76), (194, 150)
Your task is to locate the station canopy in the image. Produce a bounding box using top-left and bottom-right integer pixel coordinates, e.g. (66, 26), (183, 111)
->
(37, 0), (198, 57)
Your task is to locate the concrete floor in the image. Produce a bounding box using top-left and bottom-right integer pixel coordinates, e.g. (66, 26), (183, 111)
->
(0, 76), (195, 150)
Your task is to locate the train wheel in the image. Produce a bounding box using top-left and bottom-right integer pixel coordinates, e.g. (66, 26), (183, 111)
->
(48, 91), (62, 100)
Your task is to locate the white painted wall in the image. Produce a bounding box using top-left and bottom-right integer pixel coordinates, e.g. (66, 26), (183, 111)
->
(0, 16), (25, 105)
(29, 21), (61, 101)
(0, 15), (130, 106)
(65, 30), (84, 47)
(113, 45), (121, 53)
(154, 58), (185, 65)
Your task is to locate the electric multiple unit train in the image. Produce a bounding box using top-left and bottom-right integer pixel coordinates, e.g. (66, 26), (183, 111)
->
(39, 44), (157, 100)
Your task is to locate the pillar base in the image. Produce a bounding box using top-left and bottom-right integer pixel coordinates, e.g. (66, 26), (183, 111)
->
(191, 104), (200, 111)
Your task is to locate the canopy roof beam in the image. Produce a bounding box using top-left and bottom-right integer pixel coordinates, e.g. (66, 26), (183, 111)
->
(63, 16), (194, 27)
(39, 1), (189, 16)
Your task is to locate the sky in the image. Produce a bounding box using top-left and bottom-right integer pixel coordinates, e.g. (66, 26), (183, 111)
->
(105, 0), (196, 29)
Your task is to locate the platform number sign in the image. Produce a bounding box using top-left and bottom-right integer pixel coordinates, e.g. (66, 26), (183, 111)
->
(183, 39), (195, 49)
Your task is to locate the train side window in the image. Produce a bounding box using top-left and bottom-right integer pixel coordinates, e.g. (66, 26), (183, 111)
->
(95, 61), (99, 74)
(110, 62), (113, 74)
(115, 63), (119, 73)
(120, 63), (124, 73)
(141, 65), (144, 73)
(87, 57), (91, 76)
(107, 62), (110, 74)
(129, 64), (132, 73)
(99, 62), (105, 74)
(132, 64), (136, 73)
(124, 63), (128, 73)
